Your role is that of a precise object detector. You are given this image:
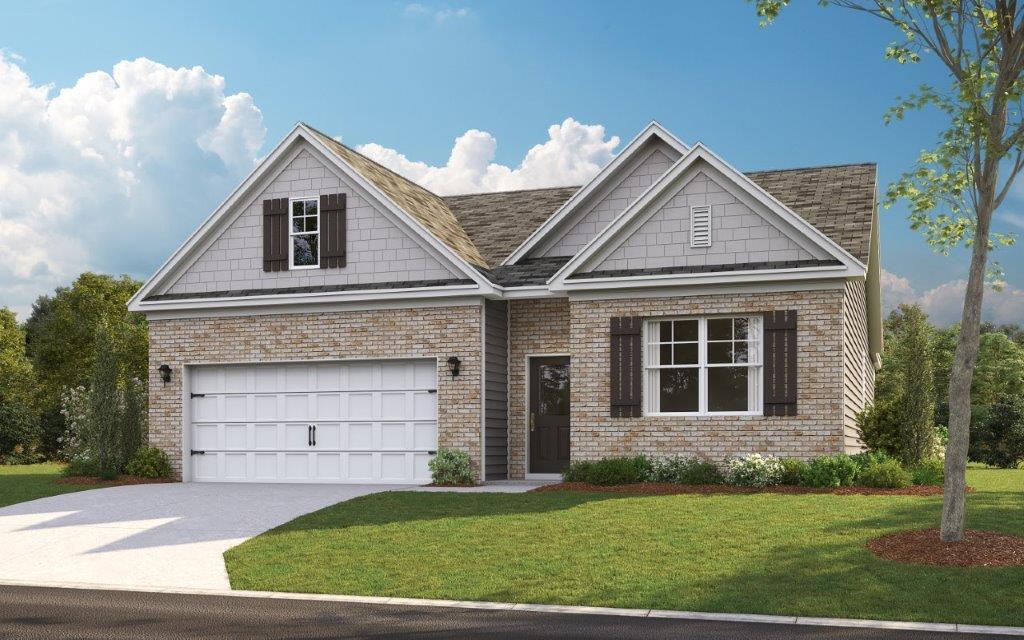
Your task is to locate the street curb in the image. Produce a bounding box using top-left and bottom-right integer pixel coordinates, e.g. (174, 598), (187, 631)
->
(1, 579), (1021, 636)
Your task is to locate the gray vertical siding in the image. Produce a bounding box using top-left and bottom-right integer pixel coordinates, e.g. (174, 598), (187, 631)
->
(484, 300), (509, 479)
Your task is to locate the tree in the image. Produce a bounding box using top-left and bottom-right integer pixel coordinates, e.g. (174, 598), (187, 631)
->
(753, 0), (1024, 541)
(972, 332), (1024, 403)
(24, 273), (147, 455)
(0, 307), (39, 461)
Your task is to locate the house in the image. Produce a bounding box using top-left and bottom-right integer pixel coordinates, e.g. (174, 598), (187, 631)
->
(129, 121), (881, 484)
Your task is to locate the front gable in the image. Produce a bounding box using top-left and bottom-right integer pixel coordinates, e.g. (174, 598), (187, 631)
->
(550, 144), (866, 290)
(162, 146), (460, 297)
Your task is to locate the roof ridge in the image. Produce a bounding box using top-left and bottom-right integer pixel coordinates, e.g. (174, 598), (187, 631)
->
(443, 185), (583, 198)
(745, 161), (877, 174)
(300, 122), (448, 200)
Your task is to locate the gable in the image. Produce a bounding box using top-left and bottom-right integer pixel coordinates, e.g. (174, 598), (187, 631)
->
(161, 146), (459, 297)
(589, 170), (827, 274)
(535, 142), (680, 258)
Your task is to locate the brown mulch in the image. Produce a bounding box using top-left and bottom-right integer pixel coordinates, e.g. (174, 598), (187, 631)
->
(532, 481), (968, 496)
(868, 528), (1024, 567)
(56, 475), (174, 487)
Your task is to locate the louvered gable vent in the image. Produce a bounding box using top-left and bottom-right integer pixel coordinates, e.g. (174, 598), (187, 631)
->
(690, 205), (711, 248)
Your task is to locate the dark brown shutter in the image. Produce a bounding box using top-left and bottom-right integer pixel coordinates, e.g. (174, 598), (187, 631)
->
(610, 317), (643, 418)
(763, 310), (798, 416)
(262, 198), (289, 272)
(320, 193), (347, 268)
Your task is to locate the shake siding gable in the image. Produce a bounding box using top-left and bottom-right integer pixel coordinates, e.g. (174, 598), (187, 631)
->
(164, 146), (457, 296)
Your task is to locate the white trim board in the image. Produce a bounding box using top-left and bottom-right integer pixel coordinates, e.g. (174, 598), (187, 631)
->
(503, 121), (689, 265)
(547, 142), (867, 291)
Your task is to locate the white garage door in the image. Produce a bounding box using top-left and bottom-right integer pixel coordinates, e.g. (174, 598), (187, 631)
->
(188, 359), (437, 483)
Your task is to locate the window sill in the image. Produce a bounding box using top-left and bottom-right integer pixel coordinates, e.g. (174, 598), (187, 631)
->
(645, 411), (764, 418)
(289, 264), (320, 270)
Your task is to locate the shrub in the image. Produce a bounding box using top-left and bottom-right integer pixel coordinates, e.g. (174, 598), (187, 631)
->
(911, 457), (944, 486)
(778, 458), (810, 485)
(726, 454), (784, 487)
(855, 400), (902, 460)
(87, 324), (124, 477)
(428, 448), (475, 486)
(62, 451), (101, 477)
(124, 446), (172, 478)
(858, 459), (912, 488)
(563, 455), (653, 485)
(0, 403), (42, 465)
(969, 396), (1024, 469)
(802, 454), (858, 488)
(849, 450), (896, 474)
(650, 456), (723, 485)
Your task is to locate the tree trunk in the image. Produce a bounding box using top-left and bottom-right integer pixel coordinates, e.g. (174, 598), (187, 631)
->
(940, 191), (995, 542)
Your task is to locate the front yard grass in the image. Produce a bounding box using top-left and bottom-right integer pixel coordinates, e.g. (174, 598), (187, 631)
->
(0, 463), (93, 508)
(225, 468), (1024, 626)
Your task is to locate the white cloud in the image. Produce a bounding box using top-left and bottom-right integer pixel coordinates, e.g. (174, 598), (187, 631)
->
(1001, 211), (1024, 230)
(356, 117), (620, 195)
(0, 54), (266, 320)
(881, 269), (1024, 325)
(403, 3), (470, 22)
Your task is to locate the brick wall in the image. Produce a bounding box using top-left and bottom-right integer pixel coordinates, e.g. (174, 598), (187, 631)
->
(567, 288), (847, 464)
(508, 298), (570, 478)
(148, 305), (483, 480)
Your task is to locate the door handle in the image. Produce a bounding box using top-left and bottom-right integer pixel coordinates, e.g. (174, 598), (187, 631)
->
(530, 412), (536, 431)
(307, 425), (312, 447)
(312, 424), (317, 447)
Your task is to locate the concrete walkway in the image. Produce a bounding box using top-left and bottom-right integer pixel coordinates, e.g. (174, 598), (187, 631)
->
(0, 481), (548, 590)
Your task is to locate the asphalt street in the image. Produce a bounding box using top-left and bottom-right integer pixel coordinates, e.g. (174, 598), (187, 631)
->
(0, 585), (1016, 640)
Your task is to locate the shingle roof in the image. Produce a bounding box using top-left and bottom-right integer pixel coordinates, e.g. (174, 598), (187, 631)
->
(443, 187), (580, 266)
(304, 125), (489, 268)
(486, 256), (573, 287)
(570, 259), (843, 280)
(746, 163), (876, 263)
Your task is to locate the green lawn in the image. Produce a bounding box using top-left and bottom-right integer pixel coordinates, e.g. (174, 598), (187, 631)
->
(0, 463), (93, 508)
(225, 468), (1024, 626)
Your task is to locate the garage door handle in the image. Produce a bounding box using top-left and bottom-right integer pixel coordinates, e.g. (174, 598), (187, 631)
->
(312, 425), (317, 447)
(308, 425), (312, 447)
(191, 449), (206, 456)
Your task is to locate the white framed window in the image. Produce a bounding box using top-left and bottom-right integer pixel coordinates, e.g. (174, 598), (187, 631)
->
(289, 198), (320, 269)
(644, 316), (762, 415)
(690, 205), (711, 248)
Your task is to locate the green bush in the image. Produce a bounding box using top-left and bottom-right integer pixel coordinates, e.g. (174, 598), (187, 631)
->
(124, 446), (172, 478)
(855, 400), (902, 460)
(849, 450), (896, 473)
(857, 459), (912, 488)
(802, 454), (859, 488)
(778, 458), (810, 485)
(910, 457), (944, 485)
(969, 396), (1024, 469)
(0, 403), (43, 464)
(563, 455), (653, 485)
(62, 453), (101, 477)
(428, 448), (475, 486)
(650, 456), (723, 484)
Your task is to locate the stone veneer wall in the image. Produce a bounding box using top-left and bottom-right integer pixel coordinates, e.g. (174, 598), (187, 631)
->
(568, 289), (847, 463)
(507, 298), (571, 479)
(148, 305), (483, 480)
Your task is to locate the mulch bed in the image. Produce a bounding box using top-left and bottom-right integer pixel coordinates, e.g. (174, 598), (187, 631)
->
(532, 481), (964, 496)
(56, 475), (174, 487)
(868, 528), (1024, 567)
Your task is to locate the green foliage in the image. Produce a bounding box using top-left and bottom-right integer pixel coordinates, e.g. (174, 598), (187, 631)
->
(970, 396), (1024, 468)
(0, 307), (40, 463)
(563, 455), (653, 486)
(855, 399), (903, 459)
(24, 273), (147, 455)
(858, 459), (913, 488)
(726, 454), (784, 487)
(911, 457), (945, 486)
(62, 456), (101, 477)
(0, 403), (43, 464)
(650, 456), (723, 485)
(778, 457), (810, 486)
(428, 448), (475, 486)
(87, 325), (123, 477)
(802, 455), (859, 488)
(120, 378), (146, 469)
(971, 333), (1024, 405)
(124, 447), (172, 478)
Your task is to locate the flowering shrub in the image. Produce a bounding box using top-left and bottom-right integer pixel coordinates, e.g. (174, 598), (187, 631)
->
(428, 448), (475, 486)
(650, 456), (723, 484)
(726, 454), (784, 487)
(58, 385), (89, 462)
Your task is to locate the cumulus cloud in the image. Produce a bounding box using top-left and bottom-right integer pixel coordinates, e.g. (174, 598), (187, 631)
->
(0, 54), (266, 319)
(404, 3), (470, 22)
(881, 269), (1024, 326)
(356, 118), (620, 195)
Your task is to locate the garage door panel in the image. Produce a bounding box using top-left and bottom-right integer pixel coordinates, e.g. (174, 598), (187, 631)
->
(189, 359), (437, 483)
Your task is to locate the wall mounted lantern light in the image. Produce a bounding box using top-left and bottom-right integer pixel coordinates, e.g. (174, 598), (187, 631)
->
(158, 364), (172, 384)
(446, 356), (461, 377)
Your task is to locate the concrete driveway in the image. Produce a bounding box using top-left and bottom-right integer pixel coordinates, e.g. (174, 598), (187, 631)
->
(0, 482), (413, 590)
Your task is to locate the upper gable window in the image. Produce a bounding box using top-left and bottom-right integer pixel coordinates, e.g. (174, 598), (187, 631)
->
(290, 198), (319, 269)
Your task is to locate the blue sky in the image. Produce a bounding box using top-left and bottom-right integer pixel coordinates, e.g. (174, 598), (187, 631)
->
(1, 0), (1021, 323)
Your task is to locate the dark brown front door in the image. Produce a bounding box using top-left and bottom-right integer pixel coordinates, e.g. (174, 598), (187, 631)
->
(529, 356), (570, 474)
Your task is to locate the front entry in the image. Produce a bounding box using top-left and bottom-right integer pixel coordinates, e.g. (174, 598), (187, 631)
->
(529, 356), (571, 474)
